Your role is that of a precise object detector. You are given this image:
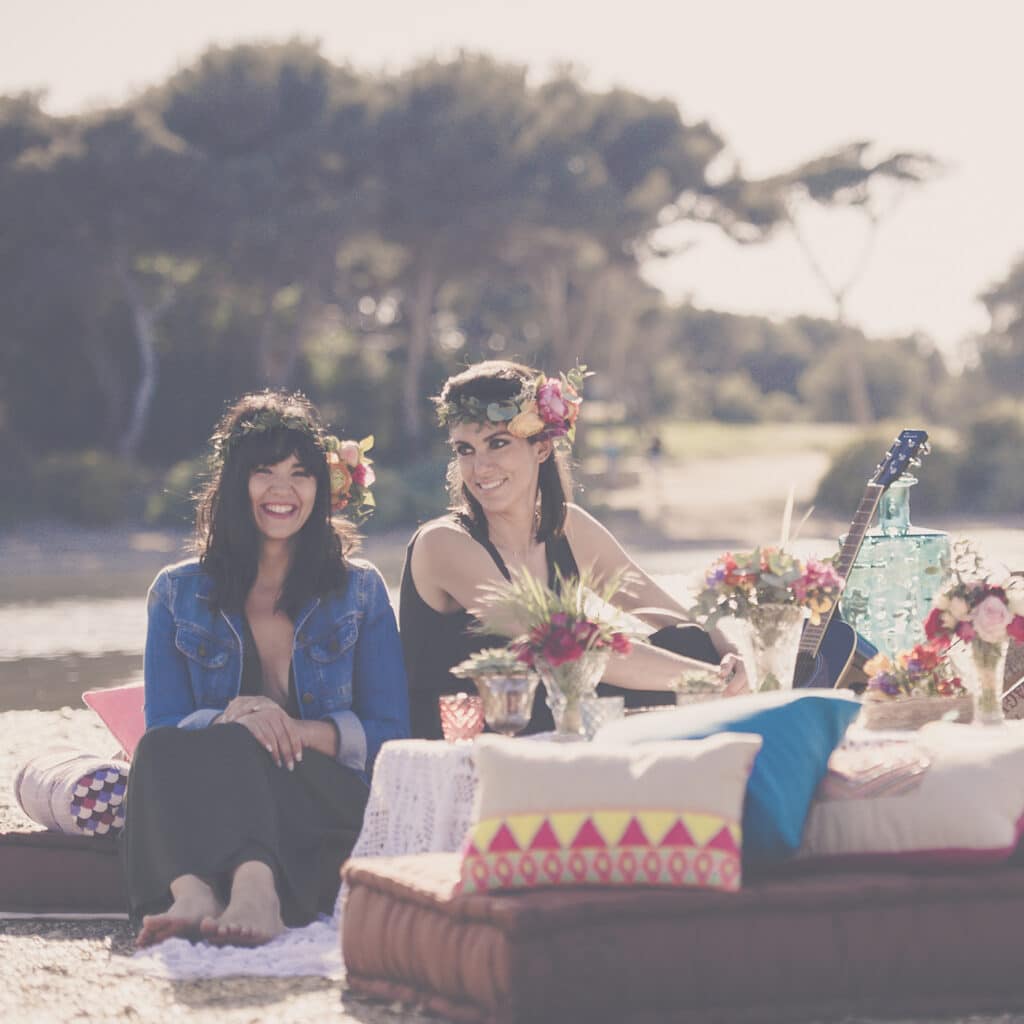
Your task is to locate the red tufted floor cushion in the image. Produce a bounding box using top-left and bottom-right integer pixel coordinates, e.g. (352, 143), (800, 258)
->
(0, 830), (125, 915)
(341, 852), (1024, 1024)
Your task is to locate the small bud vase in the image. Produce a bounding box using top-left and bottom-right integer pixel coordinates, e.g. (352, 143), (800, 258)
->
(534, 649), (610, 738)
(717, 605), (807, 692)
(951, 638), (1009, 726)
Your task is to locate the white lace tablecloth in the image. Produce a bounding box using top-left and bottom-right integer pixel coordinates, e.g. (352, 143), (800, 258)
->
(349, 738), (478, 862)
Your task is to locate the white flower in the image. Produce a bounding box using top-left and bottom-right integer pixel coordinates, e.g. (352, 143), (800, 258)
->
(1007, 582), (1024, 617)
(949, 596), (971, 621)
(933, 592), (950, 611)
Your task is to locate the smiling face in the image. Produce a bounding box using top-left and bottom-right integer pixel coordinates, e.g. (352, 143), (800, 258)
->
(449, 421), (551, 518)
(248, 453), (318, 544)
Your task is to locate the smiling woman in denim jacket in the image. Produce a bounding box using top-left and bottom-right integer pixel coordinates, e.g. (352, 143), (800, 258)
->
(121, 391), (409, 949)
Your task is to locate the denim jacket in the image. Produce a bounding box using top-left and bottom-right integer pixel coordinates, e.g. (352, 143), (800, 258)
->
(144, 557), (409, 777)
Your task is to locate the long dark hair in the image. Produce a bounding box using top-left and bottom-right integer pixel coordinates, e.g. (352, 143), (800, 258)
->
(438, 361), (574, 542)
(195, 391), (356, 617)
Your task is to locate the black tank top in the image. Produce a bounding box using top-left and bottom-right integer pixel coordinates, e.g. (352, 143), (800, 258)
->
(399, 514), (579, 739)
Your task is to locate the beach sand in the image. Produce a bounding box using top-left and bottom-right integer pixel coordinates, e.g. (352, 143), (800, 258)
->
(2, 449), (1021, 1022)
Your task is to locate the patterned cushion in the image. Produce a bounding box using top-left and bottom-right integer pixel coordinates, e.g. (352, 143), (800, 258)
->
(458, 733), (762, 895)
(594, 691), (862, 863)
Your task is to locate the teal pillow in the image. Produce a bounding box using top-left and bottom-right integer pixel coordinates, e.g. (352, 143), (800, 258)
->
(594, 692), (861, 863)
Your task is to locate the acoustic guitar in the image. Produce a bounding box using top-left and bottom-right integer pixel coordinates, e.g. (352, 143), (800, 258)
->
(793, 429), (931, 689)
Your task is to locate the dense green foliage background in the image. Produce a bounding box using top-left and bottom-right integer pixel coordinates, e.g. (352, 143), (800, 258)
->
(1, 43), (1021, 525)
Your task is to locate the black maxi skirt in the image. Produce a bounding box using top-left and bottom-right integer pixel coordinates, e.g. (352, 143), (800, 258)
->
(120, 722), (369, 927)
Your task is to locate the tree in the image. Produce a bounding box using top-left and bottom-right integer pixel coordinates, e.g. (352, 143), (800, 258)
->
(715, 142), (941, 424)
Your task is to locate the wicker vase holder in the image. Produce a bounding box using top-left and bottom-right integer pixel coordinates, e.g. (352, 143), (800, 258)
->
(859, 694), (974, 731)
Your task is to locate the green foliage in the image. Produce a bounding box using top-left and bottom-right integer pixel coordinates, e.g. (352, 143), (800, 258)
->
(144, 457), (208, 528)
(32, 452), (150, 526)
(361, 457), (450, 533)
(956, 406), (1024, 515)
(814, 412), (1024, 519)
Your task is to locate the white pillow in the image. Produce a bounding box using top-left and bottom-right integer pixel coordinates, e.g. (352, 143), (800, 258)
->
(799, 722), (1024, 865)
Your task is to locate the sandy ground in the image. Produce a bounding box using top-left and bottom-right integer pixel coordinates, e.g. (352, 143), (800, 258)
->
(2, 451), (1022, 1023)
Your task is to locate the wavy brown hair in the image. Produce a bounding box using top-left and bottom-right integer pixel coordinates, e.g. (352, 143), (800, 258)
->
(195, 391), (357, 617)
(437, 361), (574, 543)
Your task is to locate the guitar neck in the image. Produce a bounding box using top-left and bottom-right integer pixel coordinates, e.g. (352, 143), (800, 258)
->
(798, 483), (884, 657)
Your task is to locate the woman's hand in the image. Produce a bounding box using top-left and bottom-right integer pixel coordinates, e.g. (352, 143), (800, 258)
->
(219, 699), (304, 770)
(219, 696), (275, 723)
(718, 653), (750, 696)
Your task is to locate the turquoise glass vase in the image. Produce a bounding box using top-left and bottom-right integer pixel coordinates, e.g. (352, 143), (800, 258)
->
(839, 477), (949, 659)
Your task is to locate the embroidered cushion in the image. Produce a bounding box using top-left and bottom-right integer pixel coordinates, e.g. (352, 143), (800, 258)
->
(799, 721), (1024, 865)
(458, 733), (762, 895)
(594, 691), (862, 863)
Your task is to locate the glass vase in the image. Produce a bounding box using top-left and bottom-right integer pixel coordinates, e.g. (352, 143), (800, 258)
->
(717, 605), (807, 693)
(471, 672), (541, 736)
(951, 638), (1009, 726)
(534, 649), (609, 738)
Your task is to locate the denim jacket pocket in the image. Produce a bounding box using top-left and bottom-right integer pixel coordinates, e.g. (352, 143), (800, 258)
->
(175, 626), (231, 670)
(306, 613), (359, 664)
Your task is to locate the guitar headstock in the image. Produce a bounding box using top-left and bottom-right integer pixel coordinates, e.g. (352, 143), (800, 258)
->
(870, 429), (930, 490)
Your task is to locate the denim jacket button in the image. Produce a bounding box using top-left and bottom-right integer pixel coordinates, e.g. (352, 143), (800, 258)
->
(302, 692), (314, 705)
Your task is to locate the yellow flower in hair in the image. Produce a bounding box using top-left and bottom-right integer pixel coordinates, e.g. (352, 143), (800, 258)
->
(507, 401), (545, 438)
(326, 452), (352, 507)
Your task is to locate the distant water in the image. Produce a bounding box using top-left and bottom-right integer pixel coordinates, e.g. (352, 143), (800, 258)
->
(0, 574), (700, 712)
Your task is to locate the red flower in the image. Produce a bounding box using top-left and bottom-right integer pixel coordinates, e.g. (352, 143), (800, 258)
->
(610, 632), (632, 655)
(541, 626), (585, 666)
(1008, 615), (1024, 643)
(955, 619), (976, 643)
(923, 607), (951, 646)
(911, 643), (941, 670)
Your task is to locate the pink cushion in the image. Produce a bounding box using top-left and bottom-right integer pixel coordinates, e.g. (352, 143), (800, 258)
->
(82, 682), (146, 758)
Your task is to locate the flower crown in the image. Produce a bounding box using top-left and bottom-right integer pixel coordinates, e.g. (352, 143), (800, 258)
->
(435, 365), (589, 443)
(212, 409), (375, 519)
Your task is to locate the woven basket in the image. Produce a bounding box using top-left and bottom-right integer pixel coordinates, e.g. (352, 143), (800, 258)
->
(859, 694), (974, 731)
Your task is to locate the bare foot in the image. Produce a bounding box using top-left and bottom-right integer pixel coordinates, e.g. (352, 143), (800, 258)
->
(199, 861), (285, 948)
(136, 875), (223, 948)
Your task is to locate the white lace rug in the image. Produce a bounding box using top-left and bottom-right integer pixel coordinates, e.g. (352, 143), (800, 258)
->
(130, 913), (344, 979)
(130, 739), (478, 979)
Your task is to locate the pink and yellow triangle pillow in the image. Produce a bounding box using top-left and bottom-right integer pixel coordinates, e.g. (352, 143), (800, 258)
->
(459, 733), (762, 894)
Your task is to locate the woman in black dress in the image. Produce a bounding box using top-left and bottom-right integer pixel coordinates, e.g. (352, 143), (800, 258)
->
(400, 361), (747, 739)
(122, 391), (409, 947)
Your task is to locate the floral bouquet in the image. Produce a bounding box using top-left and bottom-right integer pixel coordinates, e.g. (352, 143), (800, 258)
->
(923, 540), (1024, 723)
(473, 568), (633, 735)
(692, 546), (844, 625)
(864, 641), (966, 700)
(324, 435), (375, 518)
(690, 546), (843, 692)
(860, 640), (970, 728)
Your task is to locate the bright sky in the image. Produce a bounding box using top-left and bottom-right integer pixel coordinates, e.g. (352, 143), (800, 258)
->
(4, 0), (1022, 353)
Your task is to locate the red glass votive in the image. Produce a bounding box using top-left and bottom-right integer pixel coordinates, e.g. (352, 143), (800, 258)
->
(438, 692), (485, 742)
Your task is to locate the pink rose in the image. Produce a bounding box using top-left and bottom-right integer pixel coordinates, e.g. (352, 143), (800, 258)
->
(536, 380), (570, 424)
(351, 462), (375, 487)
(972, 594), (1013, 643)
(337, 440), (362, 468)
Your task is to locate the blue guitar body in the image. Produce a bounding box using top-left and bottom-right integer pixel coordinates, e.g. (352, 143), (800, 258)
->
(793, 616), (877, 690)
